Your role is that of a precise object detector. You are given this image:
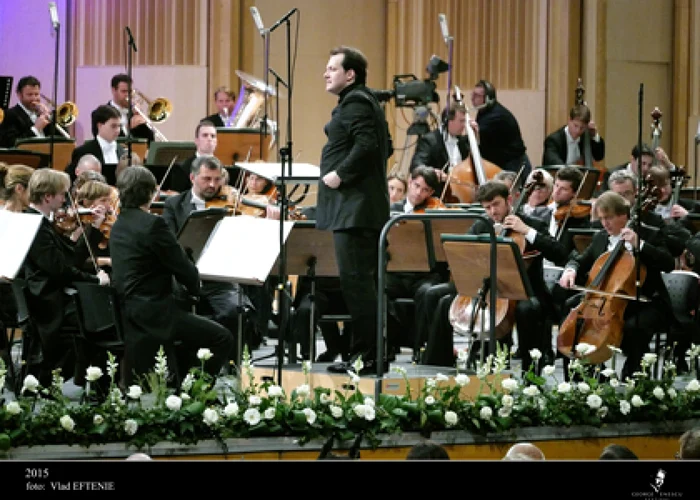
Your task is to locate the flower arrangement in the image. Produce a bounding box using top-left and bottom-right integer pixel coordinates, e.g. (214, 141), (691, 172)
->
(1, 343), (700, 453)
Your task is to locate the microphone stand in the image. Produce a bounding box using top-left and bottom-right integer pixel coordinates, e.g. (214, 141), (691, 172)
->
(125, 28), (137, 164)
(269, 67), (287, 162)
(50, 18), (60, 169)
(259, 32), (271, 160)
(633, 83), (644, 372)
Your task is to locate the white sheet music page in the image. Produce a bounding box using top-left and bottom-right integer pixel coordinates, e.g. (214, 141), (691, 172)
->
(0, 210), (43, 280)
(196, 215), (295, 285)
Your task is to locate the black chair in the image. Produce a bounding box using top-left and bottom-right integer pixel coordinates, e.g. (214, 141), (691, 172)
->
(7, 279), (43, 394)
(71, 282), (126, 385)
(655, 271), (700, 377)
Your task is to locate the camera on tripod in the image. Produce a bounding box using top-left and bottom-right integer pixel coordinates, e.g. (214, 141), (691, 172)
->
(372, 55), (449, 108)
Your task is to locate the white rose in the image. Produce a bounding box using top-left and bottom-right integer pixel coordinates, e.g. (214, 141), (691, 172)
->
(181, 373), (194, 392)
(180, 393), (191, 400)
(93, 414), (104, 425)
(642, 353), (658, 365)
(426, 378), (437, 389)
(295, 384), (310, 398)
(127, 385), (142, 399)
(364, 406), (376, 421)
(498, 406), (512, 418)
(444, 411), (458, 427)
(601, 368), (616, 378)
(542, 365), (556, 376)
(320, 393), (332, 405)
(85, 366), (103, 382)
(267, 385), (283, 398)
(652, 387), (665, 400)
(21, 374), (40, 394)
(224, 402), (239, 417)
(302, 407), (317, 425)
(203, 408), (219, 426)
(480, 406), (493, 420)
(619, 400), (631, 415)
(577, 382), (590, 394)
(436, 373), (449, 382)
(353, 404), (367, 419)
(501, 378), (519, 392)
(264, 407), (276, 420)
(249, 395), (262, 406)
(609, 378), (620, 388)
(529, 348), (542, 361)
(166, 395), (182, 411)
(586, 394), (602, 409)
(364, 397), (375, 407)
(574, 343), (594, 356)
(686, 379), (700, 392)
(124, 419), (138, 435)
(197, 348), (213, 361)
(523, 385), (540, 397)
(424, 395), (435, 406)
(557, 382), (572, 394)
(501, 394), (514, 407)
(5, 401), (21, 415)
(455, 374), (470, 387)
(243, 408), (261, 426)
(631, 395), (644, 407)
(60, 415), (75, 432)
(667, 388), (677, 399)
(457, 349), (469, 361)
(330, 405), (344, 419)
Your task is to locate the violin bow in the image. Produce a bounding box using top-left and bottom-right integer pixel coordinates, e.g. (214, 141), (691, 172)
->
(555, 170), (589, 241)
(150, 155), (179, 204)
(439, 161), (452, 203)
(66, 191), (100, 275)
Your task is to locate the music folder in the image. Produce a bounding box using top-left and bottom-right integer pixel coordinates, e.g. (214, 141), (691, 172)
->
(176, 208), (228, 262)
(235, 161), (320, 184)
(0, 210), (43, 280)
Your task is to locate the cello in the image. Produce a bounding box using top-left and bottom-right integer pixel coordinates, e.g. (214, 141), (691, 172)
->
(442, 89), (502, 203)
(448, 171), (545, 338)
(557, 182), (660, 364)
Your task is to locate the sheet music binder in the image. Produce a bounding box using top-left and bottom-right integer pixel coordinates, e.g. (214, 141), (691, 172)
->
(176, 208), (228, 262)
(0, 210), (43, 280)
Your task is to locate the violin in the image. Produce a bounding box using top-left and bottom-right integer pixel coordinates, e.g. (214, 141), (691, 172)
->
(413, 197), (448, 213)
(553, 201), (592, 226)
(53, 207), (95, 236)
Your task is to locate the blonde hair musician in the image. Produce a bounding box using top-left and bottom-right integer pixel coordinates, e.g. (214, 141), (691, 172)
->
(0, 162), (35, 212)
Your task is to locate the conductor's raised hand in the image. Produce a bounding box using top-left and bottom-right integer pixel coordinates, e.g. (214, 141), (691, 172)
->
(323, 170), (342, 189)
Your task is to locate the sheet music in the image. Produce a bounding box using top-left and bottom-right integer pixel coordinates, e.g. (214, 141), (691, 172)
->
(0, 210), (43, 279)
(235, 162), (320, 183)
(196, 215), (294, 285)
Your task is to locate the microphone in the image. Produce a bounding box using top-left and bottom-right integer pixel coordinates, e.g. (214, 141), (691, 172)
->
(48, 2), (59, 30)
(268, 7), (298, 33)
(125, 26), (137, 52)
(250, 6), (266, 36)
(438, 13), (451, 44)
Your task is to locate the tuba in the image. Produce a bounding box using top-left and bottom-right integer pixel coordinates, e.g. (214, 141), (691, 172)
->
(40, 93), (78, 139)
(228, 84), (266, 129)
(129, 89), (172, 141)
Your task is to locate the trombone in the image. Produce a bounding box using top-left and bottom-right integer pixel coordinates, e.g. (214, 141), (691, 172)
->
(129, 89), (171, 142)
(40, 93), (78, 139)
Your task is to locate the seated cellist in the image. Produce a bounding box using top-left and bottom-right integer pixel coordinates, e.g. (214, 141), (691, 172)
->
(558, 191), (674, 379)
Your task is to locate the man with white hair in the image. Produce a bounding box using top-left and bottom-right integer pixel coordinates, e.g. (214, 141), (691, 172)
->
(503, 442), (546, 461)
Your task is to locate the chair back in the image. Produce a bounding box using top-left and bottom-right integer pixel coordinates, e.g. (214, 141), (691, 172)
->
(72, 282), (125, 343)
(661, 271), (700, 321)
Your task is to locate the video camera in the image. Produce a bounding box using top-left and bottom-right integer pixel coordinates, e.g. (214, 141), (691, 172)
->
(371, 55), (449, 108)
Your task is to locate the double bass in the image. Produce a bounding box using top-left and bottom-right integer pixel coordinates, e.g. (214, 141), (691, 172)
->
(574, 78), (605, 188)
(557, 181), (660, 364)
(448, 171), (545, 338)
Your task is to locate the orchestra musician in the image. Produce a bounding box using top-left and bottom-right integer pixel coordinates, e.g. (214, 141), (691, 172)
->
(107, 73), (154, 142)
(110, 165), (234, 385)
(558, 191), (674, 380)
(542, 104), (605, 166)
(317, 46), (393, 376)
(0, 163), (34, 212)
(73, 179), (117, 268)
(0, 76), (58, 148)
(518, 168), (554, 222)
(387, 174), (407, 204)
(162, 155), (255, 363)
(422, 181), (568, 373)
(597, 144), (654, 196)
(22, 168), (110, 388)
(68, 105), (124, 180)
(648, 165), (700, 231)
(409, 103), (470, 187)
(202, 86), (236, 128)
(170, 120), (219, 193)
(545, 165), (591, 258)
(388, 166), (451, 361)
(471, 80), (531, 177)
(65, 153), (102, 186)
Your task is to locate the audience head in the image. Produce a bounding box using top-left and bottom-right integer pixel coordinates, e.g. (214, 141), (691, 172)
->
(406, 440), (450, 460)
(0, 163), (34, 211)
(117, 165), (157, 209)
(599, 443), (639, 460)
(503, 442), (546, 461)
(387, 174), (407, 204)
(678, 428), (700, 459)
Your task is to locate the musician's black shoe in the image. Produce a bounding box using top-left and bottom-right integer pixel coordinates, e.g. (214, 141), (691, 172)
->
(357, 358), (390, 376)
(327, 361), (352, 374)
(316, 351), (339, 363)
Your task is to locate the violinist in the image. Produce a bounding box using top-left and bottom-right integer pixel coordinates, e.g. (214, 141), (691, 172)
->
(74, 179), (117, 266)
(422, 181), (568, 372)
(162, 155), (255, 363)
(649, 165), (700, 231)
(21, 168), (110, 387)
(542, 104), (605, 166)
(65, 153), (102, 187)
(558, 191), (674, 379)
(387, 166), (451, 360)
(546, 166), (591, 258)
(387, 174), (407, 204)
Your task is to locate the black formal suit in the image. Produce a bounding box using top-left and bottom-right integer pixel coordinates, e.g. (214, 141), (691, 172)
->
(409, 128), (470, 173)
(110, 207), (233, 385)
(563, 224), (674, 377)
(476, 101), (529, 174)
(108, 101), (155, 143)
(67, 139), (125, 186)
(169, 156), (196, 193)
(317, 83), (392, 367)
(0, 104), (58, 148)
(22, 207), (101, 385)
(542, 127), (605, 166)
(203, 113), (225, 128)
(162, 190), (253, 347)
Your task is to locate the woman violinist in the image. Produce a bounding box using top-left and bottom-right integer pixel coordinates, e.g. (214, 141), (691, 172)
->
(0, 163), (34, 212)
(558, 191), (674, 379)
(74, 179), (118, 267)
(517, 168), (554, 223)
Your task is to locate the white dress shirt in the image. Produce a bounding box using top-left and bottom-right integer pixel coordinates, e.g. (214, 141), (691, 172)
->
(19, 103), (45, 138)
(97, 135), (119, 164)
(564, 126), (580, 165)
(109, 99), (129, 135)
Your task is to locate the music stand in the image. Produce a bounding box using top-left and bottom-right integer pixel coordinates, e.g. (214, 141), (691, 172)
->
(0, 149), (50, 169)
(235, 161), (320, 185)
(15, 137), (75, 171)
(117, 137), (148, 163)
(540, 165), (600, 200)
(146, 141), (196, 166)
(441, 234), (535, 365)
(177, 208), (228, 262)
(386, 220), (432, 272)
(425, 213), (476, 264)
(215, 128), (272, 166)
